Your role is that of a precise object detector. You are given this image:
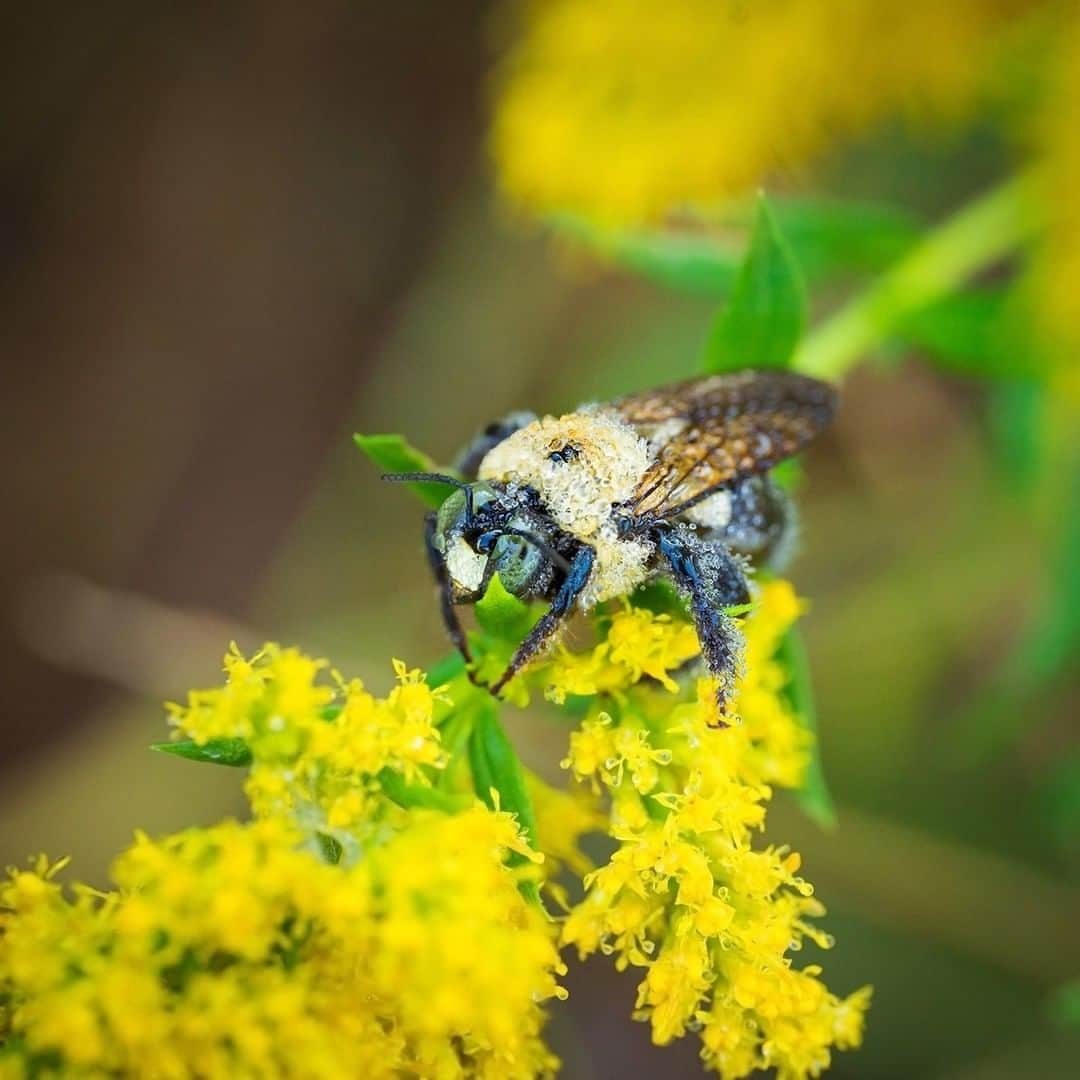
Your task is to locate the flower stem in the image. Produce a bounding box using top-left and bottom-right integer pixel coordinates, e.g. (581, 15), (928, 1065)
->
(793, 173), (1039, 381)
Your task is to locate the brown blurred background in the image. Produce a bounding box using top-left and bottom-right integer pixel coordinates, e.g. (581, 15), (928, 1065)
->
(3, 4), (1078, 1077)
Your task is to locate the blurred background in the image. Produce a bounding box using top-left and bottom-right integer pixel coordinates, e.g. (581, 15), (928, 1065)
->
(3, 4), (1078, 1077)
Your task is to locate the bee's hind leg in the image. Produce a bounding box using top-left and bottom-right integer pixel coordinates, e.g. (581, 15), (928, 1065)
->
(489, 545), (596, 697)
(655, 527), (750, 723)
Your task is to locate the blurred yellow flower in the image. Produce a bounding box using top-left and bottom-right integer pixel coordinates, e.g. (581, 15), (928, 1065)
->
(1, 813), (561, 1079)
(492, 0), (1080, 344)
(493, 0), (1037, 224)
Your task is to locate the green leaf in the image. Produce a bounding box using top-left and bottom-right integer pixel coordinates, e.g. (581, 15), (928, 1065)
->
(628, 579), (688, 619)
(1038, 751), (1080, 851)
(896, 290), (1055, 381)
(771, 457), (805, 493)
(703, 193), (807, 372)
(474, 574), (535, 641)
(468, 703), (541, 904)
(315, 833), (343, 865)
(549, 198), (919, 299)
(723, 602), (757, 618)
(768, 197), (920, 281)
(776, 627), (837, 829)
(467, 704), (538, 846)
(377, 768), (470, 813)
(549, 212), (739, 296)
(950, 439), (1080, 763)
(353, 433), (456, 508)
(988, 379), (1049, 496)
(426, 650), (468, 689)
(150, 738), (253, 767)
(1051, 979), (1080, 1027)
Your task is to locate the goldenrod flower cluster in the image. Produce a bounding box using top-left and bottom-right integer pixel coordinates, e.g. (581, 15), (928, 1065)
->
(167, 647), (452, 859)
(492, 0), (1080, 342)
(1, 661), (563, 1079)
(538, 582), (871, 1077)
(1, 580), (867, 1078)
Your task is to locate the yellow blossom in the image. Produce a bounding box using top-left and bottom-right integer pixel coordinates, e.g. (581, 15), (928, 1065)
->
(544, 605), (700, 702)
(0, 813), (562, 1079)
(168, 646), (450, 860)
(3, 576), (865, 1078)
(492, 0), (1080, 345)
(552, 580), (870, 1077)
(493, 0), (1037, 225)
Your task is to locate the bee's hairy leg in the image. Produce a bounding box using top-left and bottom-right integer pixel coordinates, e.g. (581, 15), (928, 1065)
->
(655, 528), (749, 723)
(424, 511), (478, 675)
(489, 544), (596, 697)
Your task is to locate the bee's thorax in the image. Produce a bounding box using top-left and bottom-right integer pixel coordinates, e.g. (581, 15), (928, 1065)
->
(477, 410), (654, 607)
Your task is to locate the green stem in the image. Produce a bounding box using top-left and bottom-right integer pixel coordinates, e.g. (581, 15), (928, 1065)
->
(793, 173), (1038, 381)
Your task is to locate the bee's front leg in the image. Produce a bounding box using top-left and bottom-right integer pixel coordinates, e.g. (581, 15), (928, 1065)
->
(655, 527), (749, 722)
(489, 544), (596, 697)
(424, 511), (476, 671)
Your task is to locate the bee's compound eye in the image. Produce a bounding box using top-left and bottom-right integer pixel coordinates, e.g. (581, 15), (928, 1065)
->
(491, 534), (544, 597)
(434, 488), (469, 542)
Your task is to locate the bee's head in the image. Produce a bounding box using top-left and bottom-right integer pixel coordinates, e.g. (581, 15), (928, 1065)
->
(383, 472), (561, 600)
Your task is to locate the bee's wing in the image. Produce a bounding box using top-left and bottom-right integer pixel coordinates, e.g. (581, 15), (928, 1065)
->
(611, 370), (837, 519)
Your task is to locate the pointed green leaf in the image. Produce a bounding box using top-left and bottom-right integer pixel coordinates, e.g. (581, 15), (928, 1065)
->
(468, 703), (537, 846)
(776, 627), (837, 829)
(474, 573), (535, 642)
(150, 738), (253, 767)
(703, 193), (807, 372)
(377, 767), (470, 813)
(353, 433), (457, 508)
(549, 198), (919, 298)
(468, 703), (541, 903)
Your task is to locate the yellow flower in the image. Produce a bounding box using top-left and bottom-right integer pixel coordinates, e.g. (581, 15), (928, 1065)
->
(0, 812), (562, 1079)
(544, 605), (700, 702)
(553, 581), (870, 1077)
(527, 772), (603, 878)
(168, 647), (450, 860)
(492, 0), (1080, 345)
(493, 0), (1036, 225)
(3, 579), (864, 1078)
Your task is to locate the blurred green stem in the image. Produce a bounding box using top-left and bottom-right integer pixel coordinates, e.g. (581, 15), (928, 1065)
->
(794, 173), (1038, 380)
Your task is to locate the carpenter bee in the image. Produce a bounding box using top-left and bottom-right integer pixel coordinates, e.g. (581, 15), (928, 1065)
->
(385, 370), (837, 719)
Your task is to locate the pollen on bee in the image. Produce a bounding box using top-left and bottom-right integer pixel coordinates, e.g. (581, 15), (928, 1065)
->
(685, 489), (733, 530)
(478, 410), (655, 607)
(477, 410), (650, 538)
(446, 536), (487, 593)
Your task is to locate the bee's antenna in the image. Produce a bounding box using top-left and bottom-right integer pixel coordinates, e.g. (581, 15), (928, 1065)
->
(382, 471), (473, 518)
(381, 471), (466, 489)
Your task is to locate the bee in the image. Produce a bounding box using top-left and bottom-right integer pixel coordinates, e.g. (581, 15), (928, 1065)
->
(386, 370), (836, 719)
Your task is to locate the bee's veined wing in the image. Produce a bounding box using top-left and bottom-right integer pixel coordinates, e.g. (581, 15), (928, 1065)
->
(610, 370), (838, 519)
